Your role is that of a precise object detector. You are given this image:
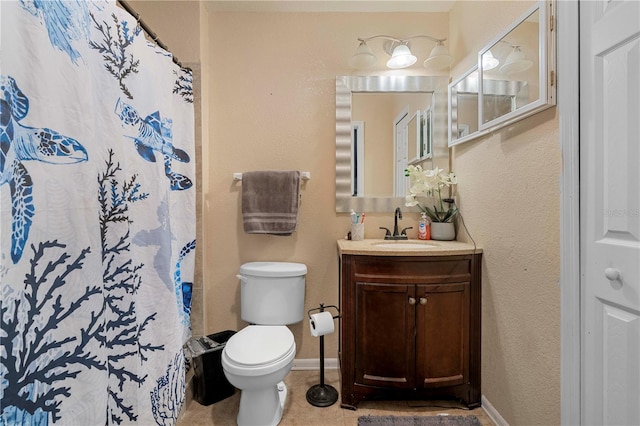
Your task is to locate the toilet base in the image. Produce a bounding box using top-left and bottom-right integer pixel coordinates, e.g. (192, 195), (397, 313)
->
(237, 381), (288, 426)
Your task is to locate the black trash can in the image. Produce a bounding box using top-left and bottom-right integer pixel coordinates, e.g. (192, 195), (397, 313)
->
(186, 330), (236, 405)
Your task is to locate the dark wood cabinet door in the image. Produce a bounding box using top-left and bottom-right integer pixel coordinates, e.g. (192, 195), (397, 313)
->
(416, 282), (470, 389)
(355, 282), (415, 389)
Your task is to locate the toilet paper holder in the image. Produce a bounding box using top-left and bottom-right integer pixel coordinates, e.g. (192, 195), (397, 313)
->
(306, 303), (340, 408)
(307, 303), (340, 321)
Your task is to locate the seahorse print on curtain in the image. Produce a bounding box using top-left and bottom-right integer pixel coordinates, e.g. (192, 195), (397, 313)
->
(1, 1), (196, 424)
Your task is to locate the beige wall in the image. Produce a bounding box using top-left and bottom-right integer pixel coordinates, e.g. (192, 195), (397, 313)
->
(450, 2), (561, 425)
(120, 2), (560, 425)
(205, 11), (449, 359)
(128, 0), (200, 64)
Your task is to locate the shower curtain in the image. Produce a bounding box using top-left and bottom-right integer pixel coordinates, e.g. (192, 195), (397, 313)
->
(1, 1), (196, 424)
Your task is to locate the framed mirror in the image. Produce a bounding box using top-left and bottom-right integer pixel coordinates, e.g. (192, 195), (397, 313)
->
(448, 66), (480, 146)
(336, 75), (448, 213)
(448, 0), (556, 146)
(479, 1), (554, 130)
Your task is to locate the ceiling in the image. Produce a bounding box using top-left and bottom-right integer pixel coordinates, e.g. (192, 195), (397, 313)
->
(203, 0), (456, 13)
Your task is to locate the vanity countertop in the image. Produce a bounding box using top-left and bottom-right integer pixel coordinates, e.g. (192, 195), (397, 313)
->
(337, 239), (481, 257)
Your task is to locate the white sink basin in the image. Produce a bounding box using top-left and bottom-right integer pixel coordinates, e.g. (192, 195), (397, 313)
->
(374, 242), (437, 249)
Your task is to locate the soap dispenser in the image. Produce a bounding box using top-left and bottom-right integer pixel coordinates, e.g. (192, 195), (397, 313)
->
(418, 213), (431, 240)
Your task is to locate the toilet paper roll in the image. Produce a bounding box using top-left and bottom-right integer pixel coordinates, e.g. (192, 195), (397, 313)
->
(309, 312), (335, 337)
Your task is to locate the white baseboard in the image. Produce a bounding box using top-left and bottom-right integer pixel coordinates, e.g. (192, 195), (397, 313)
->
(292, 358), (339, 370)
(481, 395), (509, 426)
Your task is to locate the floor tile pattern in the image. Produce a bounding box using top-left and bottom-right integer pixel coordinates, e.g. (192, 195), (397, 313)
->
(178, 370), (495, 426)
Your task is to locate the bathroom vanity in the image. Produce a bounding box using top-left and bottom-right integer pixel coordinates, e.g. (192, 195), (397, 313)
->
(337, 239), (482, 409)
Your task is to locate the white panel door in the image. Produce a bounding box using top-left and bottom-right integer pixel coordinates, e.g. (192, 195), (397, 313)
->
(581, 0), (640, 425)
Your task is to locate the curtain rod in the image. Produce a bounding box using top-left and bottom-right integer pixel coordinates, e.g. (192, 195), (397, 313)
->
(116, 0), (189, 70)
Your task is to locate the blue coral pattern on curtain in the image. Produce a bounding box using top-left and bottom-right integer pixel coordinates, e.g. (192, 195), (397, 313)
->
(1, 1), (196, 424)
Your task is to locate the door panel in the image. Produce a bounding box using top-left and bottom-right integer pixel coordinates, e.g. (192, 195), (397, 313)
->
(600, 304), (640, 425)
(581, 0), (640, 424)
(355, 282), (415, 389)
(416, 283), (469, 388)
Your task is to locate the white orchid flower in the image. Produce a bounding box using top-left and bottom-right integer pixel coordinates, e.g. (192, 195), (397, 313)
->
(405, 166), (459, 222)
(405, 195), (419, 206)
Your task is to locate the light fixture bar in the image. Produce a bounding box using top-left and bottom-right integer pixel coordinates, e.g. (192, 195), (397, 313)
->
(357, 34), (446, 44)
(350, 34), (451, 70)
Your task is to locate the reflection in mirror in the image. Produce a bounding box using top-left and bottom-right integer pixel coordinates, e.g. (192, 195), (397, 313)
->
(421, 107), (433, 160)
(448, 66), (479, 146)
(352, 94), (430, 197)
(482, 78), (530, 124)
(407, 110), (420, 165)
(479, 2), (552, 130)
(336, 75), (448, 213)
(351, 121), (364, 196)
(448, 1), (555, 147)
(481, 7), (539, 125)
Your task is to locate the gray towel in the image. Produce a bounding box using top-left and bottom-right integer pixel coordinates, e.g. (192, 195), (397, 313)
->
(242, 170), (300, 235)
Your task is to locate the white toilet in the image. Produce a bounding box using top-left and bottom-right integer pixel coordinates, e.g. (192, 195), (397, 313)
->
(221, 262), (306, 426)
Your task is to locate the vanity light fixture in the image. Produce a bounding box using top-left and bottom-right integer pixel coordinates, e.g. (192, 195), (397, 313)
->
(349, 40), (377, 69)
(349, 35), (452, 70)
(499, 45), (533, 75)
(482, 50), (500, 71)
(386, 43), (417, 69)
(423, 40), (454, 70)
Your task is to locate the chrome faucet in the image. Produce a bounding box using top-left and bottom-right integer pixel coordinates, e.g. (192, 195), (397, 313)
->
(380, 207), (412, 240)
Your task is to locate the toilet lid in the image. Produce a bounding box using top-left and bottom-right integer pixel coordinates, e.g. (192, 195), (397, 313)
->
(240, 262), (307, 278)
(224, 326), (295, 367)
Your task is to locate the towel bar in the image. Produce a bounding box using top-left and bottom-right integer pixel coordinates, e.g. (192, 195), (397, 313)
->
(233, 171), (310, 181)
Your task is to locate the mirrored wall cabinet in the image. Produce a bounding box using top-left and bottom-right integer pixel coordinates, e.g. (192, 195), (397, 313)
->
(449, 0), (556, 147)
(449, 66), (479, 146)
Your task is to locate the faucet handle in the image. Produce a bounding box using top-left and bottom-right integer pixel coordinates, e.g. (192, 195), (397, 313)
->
(401, 227), (413, 236)
(379, 227), (392, 238)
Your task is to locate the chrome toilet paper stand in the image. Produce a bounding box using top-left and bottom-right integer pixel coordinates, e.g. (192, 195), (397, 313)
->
(306, 303), (340, 407)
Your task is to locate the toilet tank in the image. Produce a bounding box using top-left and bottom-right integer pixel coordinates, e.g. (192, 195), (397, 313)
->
(238, 262), (307, 325)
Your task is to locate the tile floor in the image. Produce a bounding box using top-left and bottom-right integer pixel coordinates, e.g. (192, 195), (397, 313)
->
(178, 369), (495, 426)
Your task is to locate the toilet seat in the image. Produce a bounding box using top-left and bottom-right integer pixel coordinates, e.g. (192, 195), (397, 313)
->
(223, 326), (295, 376)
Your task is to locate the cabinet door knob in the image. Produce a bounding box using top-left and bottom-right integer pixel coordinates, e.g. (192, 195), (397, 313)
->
(408, 297), (416, 305)
(420, 297), (427, 305)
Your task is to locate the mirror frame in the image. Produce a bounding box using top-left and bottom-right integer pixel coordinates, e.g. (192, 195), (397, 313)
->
(448, 0), (556, 147)
(448, 65), (480, 146)
(336, 75), (448, 213)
